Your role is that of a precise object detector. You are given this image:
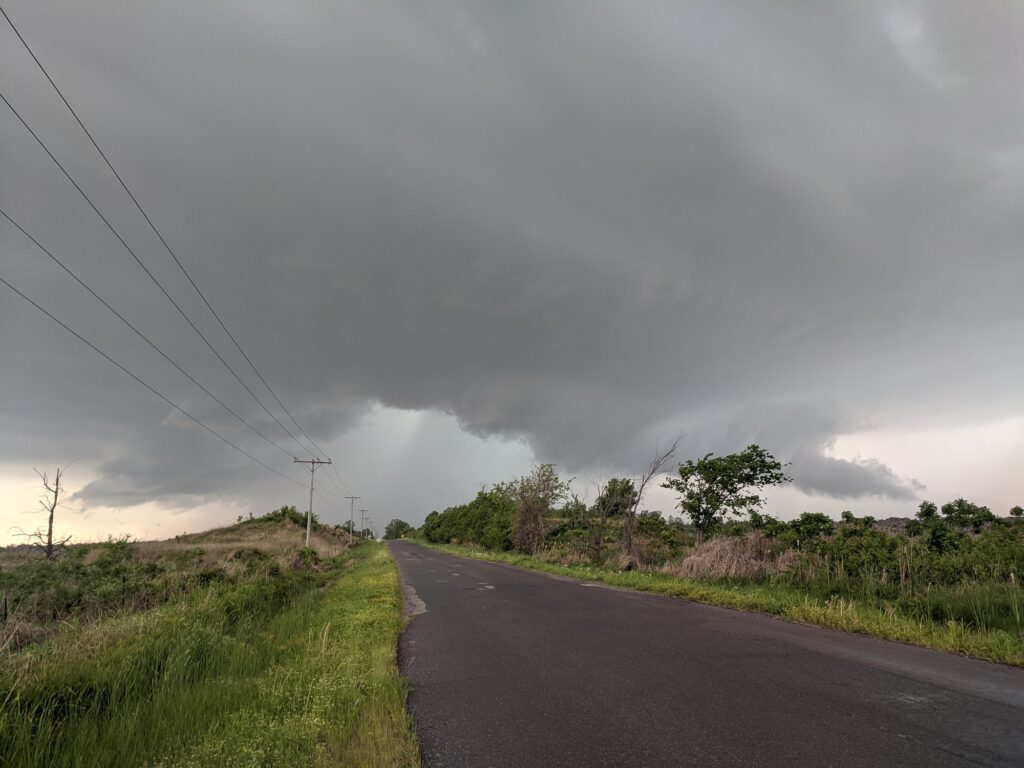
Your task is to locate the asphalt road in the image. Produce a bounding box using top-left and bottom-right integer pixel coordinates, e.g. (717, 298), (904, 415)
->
(389, 541), (1024, 768)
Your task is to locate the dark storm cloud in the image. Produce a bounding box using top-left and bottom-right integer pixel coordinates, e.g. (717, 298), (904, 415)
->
(2, 1), (1023, 515)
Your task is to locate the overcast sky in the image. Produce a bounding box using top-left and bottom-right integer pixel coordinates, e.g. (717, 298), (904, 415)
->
(2, 1), (1022, 542)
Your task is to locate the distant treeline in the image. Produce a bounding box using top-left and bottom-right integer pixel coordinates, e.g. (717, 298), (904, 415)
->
(394, 446), (1024, 637)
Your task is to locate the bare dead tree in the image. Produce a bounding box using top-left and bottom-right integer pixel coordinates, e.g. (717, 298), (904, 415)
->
(15, 468), (73, 559)
(621, 438), (680, 564)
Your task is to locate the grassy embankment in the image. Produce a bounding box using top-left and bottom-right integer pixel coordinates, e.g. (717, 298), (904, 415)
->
(0, 529), (418, 767)
(416, 539), (1024, 667)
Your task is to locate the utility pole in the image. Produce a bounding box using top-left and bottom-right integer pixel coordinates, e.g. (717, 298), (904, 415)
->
(359, 509), (369, 537)
(294, 458), (332, 547)
(344, 495), (360, 546)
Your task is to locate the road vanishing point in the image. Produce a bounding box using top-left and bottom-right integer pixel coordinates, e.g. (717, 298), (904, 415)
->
(389, 541), (1024, 768)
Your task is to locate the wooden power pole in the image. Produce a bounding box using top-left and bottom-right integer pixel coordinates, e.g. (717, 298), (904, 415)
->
(344, 495), (360, 546)
(294, 458), (331, 547)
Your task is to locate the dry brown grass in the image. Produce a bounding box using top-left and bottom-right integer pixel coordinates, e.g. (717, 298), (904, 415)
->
(0, 619), (52, 653)
(131, 519), (356, 572)
(604, 550), (643, 571)
(0, 546), (43, 572)
(535, 547), (590, 566)
(663, 532), (797, 580)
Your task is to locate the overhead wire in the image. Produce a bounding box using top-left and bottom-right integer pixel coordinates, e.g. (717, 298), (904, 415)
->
(1, 5), (355, 496)
(0, 275), (307, 489)
(1, 207), (300, 463)
(0, 89), (317, 460)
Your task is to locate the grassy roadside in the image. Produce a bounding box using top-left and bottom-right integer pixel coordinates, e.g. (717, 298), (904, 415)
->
(416, 540), (1024, 667)
(0, 543), (419, 768)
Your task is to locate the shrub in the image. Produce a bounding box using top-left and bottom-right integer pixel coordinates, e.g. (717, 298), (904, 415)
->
(421, 487), (515, 550)
(665, 533), (797, 580)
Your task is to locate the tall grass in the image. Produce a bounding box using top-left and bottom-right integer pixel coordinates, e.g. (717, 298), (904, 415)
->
(775, 554), (1024, 636)
(0, 544), (418, 768)
(0, 517), (355, 650)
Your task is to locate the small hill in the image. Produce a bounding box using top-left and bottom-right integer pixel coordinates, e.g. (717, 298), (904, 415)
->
(130, 514), (360, 572)
(0, 510), (363, 652)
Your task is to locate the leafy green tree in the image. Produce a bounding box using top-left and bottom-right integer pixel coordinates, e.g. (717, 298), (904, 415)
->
(594, 479), (637, 518)
(924, 519), (959, 555)
(478, 485), (516, 549)
(941, 498), (996, 533)
(511, 464), (569, 554)
(588, 478), (636, 561)
(927, 524), (959, 554)
(749, 510), (788, 538)
(1009, 505), (1022, 519)
(661, 445), (790, 544)
(421, 511), (441, 540)
(384, 519), (414, 539)
(840, 510), (875, 533)
(913, 500), (961, 553)
(789, 512), (835, 548)
(420, 486), (515, 549)
(635, 510), (668, 537)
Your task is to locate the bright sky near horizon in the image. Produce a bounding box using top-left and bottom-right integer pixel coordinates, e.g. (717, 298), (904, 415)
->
(2, 1), (1022, 543)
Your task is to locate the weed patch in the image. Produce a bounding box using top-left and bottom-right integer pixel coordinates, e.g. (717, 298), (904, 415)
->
(0, 544), (418, 768)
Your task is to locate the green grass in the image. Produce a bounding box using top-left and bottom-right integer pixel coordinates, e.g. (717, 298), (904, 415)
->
(779, 570), (1024, 636)
(0, 543), (419, 768)
(417, 541), (1024, 667)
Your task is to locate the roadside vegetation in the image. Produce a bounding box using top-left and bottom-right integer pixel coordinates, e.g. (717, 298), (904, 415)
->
(384, 518), (415, 540)
(0, 508), (419, 768)
(1, 505), (344, 650)
(403, 448), (1024, 666)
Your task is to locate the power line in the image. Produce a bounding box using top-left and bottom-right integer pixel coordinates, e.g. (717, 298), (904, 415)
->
(320, 462), (351, 497)
(313, 481), (342, 501)
(1, 207), (298, 462)
(328, 463), (353, 495)
(0, 275), (306, 489)
(0, 88), (316, 459)
(314, 487), (339, 505)
(1, 4), (351, 485)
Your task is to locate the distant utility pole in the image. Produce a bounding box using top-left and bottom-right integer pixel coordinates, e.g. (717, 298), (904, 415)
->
(294, 458), (332, 547)
(344, 495), (360, 546)
(359, 509), (369, 535)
